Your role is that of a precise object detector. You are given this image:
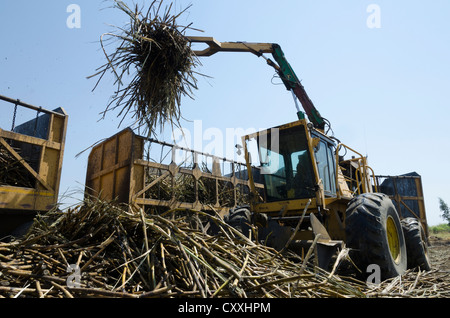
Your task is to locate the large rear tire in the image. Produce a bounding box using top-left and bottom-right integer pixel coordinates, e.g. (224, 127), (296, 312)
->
(401, 217), (431, 271)
(345, 193), (407, 281)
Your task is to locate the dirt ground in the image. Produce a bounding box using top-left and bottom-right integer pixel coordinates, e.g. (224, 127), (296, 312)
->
(427, 235), (450, 283)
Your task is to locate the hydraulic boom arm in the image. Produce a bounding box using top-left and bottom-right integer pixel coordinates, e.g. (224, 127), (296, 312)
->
(188, 36), (326, 130)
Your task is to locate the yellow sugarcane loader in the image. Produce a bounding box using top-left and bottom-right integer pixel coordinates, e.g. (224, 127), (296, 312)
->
(187, 37), (430, 280)
(85, 37), (430, 281)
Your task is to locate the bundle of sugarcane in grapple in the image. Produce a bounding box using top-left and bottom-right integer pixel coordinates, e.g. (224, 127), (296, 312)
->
(89, 0), (201, 135)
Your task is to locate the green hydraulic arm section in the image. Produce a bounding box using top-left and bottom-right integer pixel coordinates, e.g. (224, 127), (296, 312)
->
(270, 44), (325, 129)
(188, 36), (326, 130)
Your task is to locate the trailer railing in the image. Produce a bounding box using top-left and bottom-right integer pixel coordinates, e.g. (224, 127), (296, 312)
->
(85, 128), (264, 216)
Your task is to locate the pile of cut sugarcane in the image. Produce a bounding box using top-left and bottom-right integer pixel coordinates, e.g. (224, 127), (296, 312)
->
(364, 269), (450, 298)
(0, 198), (365, 298)
(1, 198), (449, 298)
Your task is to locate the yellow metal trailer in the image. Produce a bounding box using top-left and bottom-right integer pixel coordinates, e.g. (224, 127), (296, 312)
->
(0, 95), (68, 237)
(84, 128), (263, 216)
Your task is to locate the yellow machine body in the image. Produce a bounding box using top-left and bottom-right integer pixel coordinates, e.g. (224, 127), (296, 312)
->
(241, 119), (428, 242)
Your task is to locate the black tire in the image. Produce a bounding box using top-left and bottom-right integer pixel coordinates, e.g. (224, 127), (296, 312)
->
(345, 193), (407, 281)
(223, 207), (253, 237)
(401, 217), (431, 271)
(11, 220), (34, 238)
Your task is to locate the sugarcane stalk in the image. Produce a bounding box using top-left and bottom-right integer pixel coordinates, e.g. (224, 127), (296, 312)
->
(80, 233), (115, 273)
(51, 281), (74, 298)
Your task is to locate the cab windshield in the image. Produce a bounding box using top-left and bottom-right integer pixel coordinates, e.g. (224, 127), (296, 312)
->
(256, 125), (315, 202)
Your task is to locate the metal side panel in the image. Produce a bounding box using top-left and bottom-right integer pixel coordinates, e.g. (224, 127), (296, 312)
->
(85, 128), (135, 203)
(0, 185), (55, 211)
(376, 172), (428, 237)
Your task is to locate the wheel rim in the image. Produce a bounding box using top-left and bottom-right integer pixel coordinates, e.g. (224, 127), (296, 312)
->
(386, 216), (401, 264)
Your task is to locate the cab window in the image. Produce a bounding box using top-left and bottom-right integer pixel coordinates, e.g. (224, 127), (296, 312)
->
(315, 140), (336, 195)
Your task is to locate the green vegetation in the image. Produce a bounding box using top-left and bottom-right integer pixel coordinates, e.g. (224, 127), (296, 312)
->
(429, 223), (450, 239)
(439, 197), (450, 225)
(429, 198), (450, 239)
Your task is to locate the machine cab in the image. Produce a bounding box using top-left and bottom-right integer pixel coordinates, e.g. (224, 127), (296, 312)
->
(243, 119), (337, 213)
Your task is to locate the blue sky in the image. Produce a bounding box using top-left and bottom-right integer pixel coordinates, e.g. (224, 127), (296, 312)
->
(1, 1), (449, 225)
